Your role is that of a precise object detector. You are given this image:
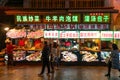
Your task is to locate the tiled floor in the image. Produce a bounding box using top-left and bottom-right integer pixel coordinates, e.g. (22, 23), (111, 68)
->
(0, 64), (120, 80)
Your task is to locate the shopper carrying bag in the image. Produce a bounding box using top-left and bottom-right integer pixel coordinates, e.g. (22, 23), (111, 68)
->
(105, 44), (120, 77)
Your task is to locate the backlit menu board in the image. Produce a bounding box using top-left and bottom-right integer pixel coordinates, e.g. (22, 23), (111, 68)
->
(59, 31), (79, 38)
(46, 24), (78, 30)
(80, 31), (100, 38)
(80, 51), (99, 62)
(61, 51), (78, 62)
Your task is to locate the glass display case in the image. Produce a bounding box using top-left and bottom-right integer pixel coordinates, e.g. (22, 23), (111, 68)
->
(101, 40), (112, 50)
(101, 51), (111, 62)
(13, 50), (26, 61)
(59, 39), (79, 51)
(11, 38), (113, 65)
(100, 39), (113, 62)
(59, 39), (80, 62)
(26, 51), (42, 61)
(60, 50), (81, 62)
(80, 51), (100, 62)
(13, 50), (42, 61)
(80, 39), (100, 52)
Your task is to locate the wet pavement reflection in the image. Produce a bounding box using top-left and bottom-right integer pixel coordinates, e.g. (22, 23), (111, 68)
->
(0, 65), (120, 80)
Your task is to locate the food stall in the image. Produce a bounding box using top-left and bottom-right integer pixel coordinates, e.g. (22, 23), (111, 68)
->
(6, 28), (44, 62)
(4, 13), (117, 65)
(44, 30), (114, 65)
(6, 27), (120, 65)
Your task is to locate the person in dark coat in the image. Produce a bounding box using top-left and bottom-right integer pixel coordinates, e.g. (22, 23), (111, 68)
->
(39, 41), (50, 76)
(105, 43), (120, 77)
(49, 43), (55, 73)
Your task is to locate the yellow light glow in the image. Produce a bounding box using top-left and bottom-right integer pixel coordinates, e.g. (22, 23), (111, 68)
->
(4, 27), (9, 31)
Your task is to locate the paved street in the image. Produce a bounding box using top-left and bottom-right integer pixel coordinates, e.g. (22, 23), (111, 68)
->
(0, 64), (120, 80)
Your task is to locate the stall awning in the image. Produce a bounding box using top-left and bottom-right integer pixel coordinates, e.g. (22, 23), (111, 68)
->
(0, 7), (119, 15)
(68, 9), (119, 13)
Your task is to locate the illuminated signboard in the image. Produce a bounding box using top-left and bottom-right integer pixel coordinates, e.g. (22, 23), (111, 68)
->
(59, 31), (79, 38)
(46, 24), (78, 29)
(7, 30), (120, 39)
(30, 24), (46, 30)
(114, 31), (120, 39)
(15, 15), (41, 23)
(43, 14), (80, 23)
(83, 13), (110, 23)
(27, 24), (109, 30)
(43, 31), (120, 39)
(80, 31), (100, 38)
(101, 31), (113, 38)
(78, 24), (109, 30)
(44, 31), (59, 38)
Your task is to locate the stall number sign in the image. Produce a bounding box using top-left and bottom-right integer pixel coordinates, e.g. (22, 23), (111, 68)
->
(101, 31), (113, 38)
(83, 13), (110, 23)
(43, 15), (80, 23)
(44, 31), (59, 38)
(114, 31), (120, 39)
(15, 15), (41, 23)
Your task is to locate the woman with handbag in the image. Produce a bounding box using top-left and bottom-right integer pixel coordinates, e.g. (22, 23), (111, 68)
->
(105, 57), (112, 77)
(105, 43), (120, 77)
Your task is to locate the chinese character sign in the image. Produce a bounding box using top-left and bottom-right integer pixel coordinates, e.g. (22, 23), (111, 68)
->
(80, 31), (100, 38)
(83, 13), (110, 23)
(43, 14), (80, 23)
(44, 31), (59, 38)
(15, 15), (41, 23)
(59, 31), (79, 38)
(43, 31), (120, 39)
(101, 31), (113, 38)
(114, 31), (120, 39)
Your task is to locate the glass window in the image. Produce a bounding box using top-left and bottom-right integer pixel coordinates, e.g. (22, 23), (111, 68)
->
(59, 39), (79, 51)
(80, 39), (100, 51)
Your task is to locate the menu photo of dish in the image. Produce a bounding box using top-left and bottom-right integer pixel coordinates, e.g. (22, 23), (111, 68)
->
(80, 51), (99, 62)
(13, 51), (26, 61)
(61, 51), (78, 62)
(26, 51), (42, 61)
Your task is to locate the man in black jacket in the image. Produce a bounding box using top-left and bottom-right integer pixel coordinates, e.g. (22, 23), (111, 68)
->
(39, 41), (50, 76)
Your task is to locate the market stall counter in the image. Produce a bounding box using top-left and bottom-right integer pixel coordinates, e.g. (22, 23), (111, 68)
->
(13, 49), (42, 62)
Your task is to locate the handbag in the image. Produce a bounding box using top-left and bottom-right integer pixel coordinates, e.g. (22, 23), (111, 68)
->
(54, 56), (59, 62)
(105, 57), (110, 64)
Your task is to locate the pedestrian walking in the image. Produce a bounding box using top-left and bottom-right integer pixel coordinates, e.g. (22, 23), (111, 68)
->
(38, 41), (50, 76)
(54, 44), (60, 70)
(105, 43), (120, 77)
(50, 42), (60, 70)
(49, 43), (55, 73)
